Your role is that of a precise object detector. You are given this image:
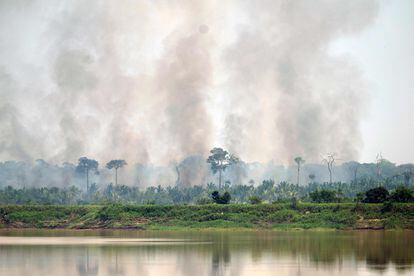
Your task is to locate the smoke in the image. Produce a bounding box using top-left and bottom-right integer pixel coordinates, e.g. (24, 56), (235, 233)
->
(222, 0), (379, 163)
(0, 1), (379, 185)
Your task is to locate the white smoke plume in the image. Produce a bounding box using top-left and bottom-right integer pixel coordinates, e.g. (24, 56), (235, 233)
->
(0, 1), (379, 183)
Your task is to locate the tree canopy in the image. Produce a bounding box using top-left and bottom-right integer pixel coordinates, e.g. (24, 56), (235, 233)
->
(76, 157), (99, 192)
(207, 148), (239, 174)
(76, 157), (99, 174)
(207, 147), (239, 187)
(106, 160), (127, 170)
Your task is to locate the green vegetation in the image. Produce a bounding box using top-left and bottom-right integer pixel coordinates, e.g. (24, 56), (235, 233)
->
(309, 190), (338, 203)
(390, 186), (414, 202)
(211, 191), (231, 204)
(0, 203), (413, 230)
(363, 187), (390, 203)
(249, 196), (262, 204)
(2, 181), (413, 206)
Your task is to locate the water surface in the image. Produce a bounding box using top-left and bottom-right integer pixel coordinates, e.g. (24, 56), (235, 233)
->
(0, 229), (413, 275)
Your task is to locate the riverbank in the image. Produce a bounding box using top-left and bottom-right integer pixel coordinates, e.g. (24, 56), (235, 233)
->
(0, 203), (413, 230)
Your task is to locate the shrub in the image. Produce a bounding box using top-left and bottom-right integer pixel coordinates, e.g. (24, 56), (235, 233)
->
(211, 191), (231, 204)
(381, 201), (394, 213)
(290, 197), (298, 210)
(309, 190), (337, 203)
(249, 196), (262, 205)
(363, 187), (389, 203)
(390, 186), (414, 202)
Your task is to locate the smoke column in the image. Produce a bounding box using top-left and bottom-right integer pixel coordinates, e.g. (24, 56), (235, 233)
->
(0, 0), (379, 167)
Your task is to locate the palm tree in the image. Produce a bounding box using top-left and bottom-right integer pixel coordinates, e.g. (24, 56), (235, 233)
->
(106, 160), (127, 186)
(76, 157), (99, 193)
(294, 157), (305, 187)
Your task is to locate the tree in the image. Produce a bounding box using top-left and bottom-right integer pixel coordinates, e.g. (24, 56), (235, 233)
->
(76, 157), (99, 192)
(211, 191), (231, 204)
(322, 153), (337, 183)
(207, 148), (239, 188)
(376, 153), (384, 180)
(308, 173), (316, 183)
(174, 162), (181, 186)
(390, 186), (414, 202)
(294, 157), (305, 187)
(106, 160), (127, 186)
(363, 187), (389, 203)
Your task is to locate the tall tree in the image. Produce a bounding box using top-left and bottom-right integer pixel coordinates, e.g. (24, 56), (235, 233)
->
(106, 160), (127, 186)
(207, 147), (239, 188)
(172, 161), (181, 187)
(76, 157), (99, 192)
(294, 156), (305, 187)
(322, 153), (337, 184)
(376, 153), (384, 180)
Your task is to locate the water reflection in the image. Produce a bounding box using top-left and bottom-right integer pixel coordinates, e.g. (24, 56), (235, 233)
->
(0, 230), (413, 275)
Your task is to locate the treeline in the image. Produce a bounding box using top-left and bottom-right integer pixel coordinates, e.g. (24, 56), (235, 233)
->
(0, 154), (413, 189)
(0, 148), (413, 205)
(0, 179), (413, 205)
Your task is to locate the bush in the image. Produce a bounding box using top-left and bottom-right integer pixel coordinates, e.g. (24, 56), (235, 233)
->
(390, 186), (414, 202)
(211, 191), (231, 204)
(290, 197), (298, 210)
(363, 187), (389, 203)
(249, 196), (262, 205)
(309, 190), (337, 203)
(381, 201), (394, 213)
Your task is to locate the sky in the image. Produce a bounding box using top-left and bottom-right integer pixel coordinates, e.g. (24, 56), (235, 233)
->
(0, 0), (413, 166)
(331, 0), (414, 164)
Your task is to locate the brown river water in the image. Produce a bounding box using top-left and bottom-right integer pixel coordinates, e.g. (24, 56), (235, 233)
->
(0, 229), (413, 276)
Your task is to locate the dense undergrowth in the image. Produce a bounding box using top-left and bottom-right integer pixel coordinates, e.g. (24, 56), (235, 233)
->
(0, 203), (413, 230)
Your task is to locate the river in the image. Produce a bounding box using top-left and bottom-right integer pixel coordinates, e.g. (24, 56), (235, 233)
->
(0, 229), (413, 275)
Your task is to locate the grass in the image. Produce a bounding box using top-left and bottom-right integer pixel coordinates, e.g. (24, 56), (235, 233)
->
(0, 203), (413, 230)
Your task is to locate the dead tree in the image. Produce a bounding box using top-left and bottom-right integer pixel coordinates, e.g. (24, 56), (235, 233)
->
(322, 153), (338, 184)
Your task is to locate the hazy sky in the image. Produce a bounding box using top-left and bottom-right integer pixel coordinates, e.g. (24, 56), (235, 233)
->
(0, 0), (412, 165)
(331, 0), (414, 164)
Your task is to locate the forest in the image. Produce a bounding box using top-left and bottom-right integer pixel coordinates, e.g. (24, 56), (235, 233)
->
(0, 148), (412, 205)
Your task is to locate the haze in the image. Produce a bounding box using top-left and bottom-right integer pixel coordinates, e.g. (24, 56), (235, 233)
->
(0, 0), (412, 166)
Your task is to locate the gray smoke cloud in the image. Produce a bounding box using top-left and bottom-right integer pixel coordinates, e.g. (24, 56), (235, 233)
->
(0, 0), (379, 178)
(222, 0), (379, 163)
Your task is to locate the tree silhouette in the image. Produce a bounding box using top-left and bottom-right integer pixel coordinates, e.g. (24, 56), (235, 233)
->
(294, 156), (305, 187)
(207, 148), (239, 188)
(322, 153), (337, 184)
(308, 173), (316, 183)
(76, 157), (99, 192)
(106, 160), (127, 186)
